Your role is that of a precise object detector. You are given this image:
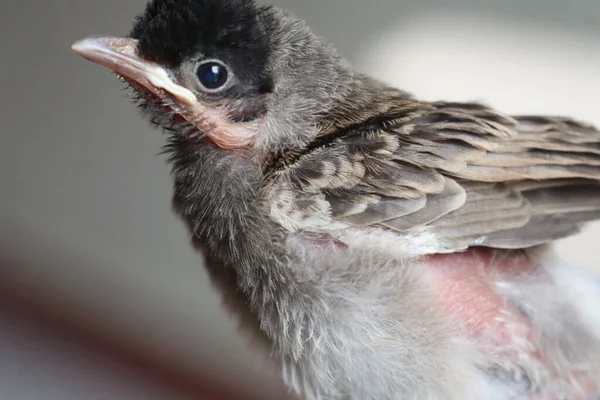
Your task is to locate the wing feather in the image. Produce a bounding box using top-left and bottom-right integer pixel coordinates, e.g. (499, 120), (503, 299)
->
(269, 99), (600, 253)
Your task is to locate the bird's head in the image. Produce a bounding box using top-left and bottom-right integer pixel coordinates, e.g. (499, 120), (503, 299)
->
(71, 0), (395, 263)
(72, 0), (364, 161)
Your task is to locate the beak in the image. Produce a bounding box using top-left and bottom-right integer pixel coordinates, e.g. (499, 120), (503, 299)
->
(71, 36), (197, 107)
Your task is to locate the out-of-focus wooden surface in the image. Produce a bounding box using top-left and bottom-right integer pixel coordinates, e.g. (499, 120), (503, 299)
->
(0, 286), (230, 400)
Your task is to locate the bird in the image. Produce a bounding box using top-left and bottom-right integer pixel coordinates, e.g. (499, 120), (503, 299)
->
(71, 0), (600, 398)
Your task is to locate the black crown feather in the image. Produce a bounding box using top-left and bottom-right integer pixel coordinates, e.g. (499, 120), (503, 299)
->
(129, 0), (275, 77)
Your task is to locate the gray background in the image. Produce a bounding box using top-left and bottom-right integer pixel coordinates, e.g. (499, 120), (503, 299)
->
(1, 0), (599, 398)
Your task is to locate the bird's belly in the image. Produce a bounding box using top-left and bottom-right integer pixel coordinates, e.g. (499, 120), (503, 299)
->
(423, 247), (599, 399)
(287, 232), (600, 398)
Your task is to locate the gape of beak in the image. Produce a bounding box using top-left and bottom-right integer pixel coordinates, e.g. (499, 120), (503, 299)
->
(71, 36), (260, 149)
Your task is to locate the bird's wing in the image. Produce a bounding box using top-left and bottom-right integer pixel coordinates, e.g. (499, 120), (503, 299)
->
(268, 101), (600, 252)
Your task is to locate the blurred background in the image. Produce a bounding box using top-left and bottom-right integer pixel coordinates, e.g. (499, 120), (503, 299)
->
(1, 0), (599, 398)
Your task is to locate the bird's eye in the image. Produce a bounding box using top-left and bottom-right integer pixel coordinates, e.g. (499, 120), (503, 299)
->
(196, 61), (229, 91)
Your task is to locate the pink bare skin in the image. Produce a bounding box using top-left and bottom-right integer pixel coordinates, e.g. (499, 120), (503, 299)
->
(428, 248), (596, 399)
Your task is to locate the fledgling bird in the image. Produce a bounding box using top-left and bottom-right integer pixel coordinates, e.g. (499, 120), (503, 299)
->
(72, 0), (600, 398)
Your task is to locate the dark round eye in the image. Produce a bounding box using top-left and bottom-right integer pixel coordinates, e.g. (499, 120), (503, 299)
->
(196, 61), (229, 90)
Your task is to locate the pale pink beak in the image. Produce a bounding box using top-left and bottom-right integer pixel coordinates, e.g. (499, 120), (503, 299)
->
(71, 36), (197, 107)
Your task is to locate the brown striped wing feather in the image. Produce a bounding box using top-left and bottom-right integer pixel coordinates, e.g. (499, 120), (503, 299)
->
(269, 99), (600, 252)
